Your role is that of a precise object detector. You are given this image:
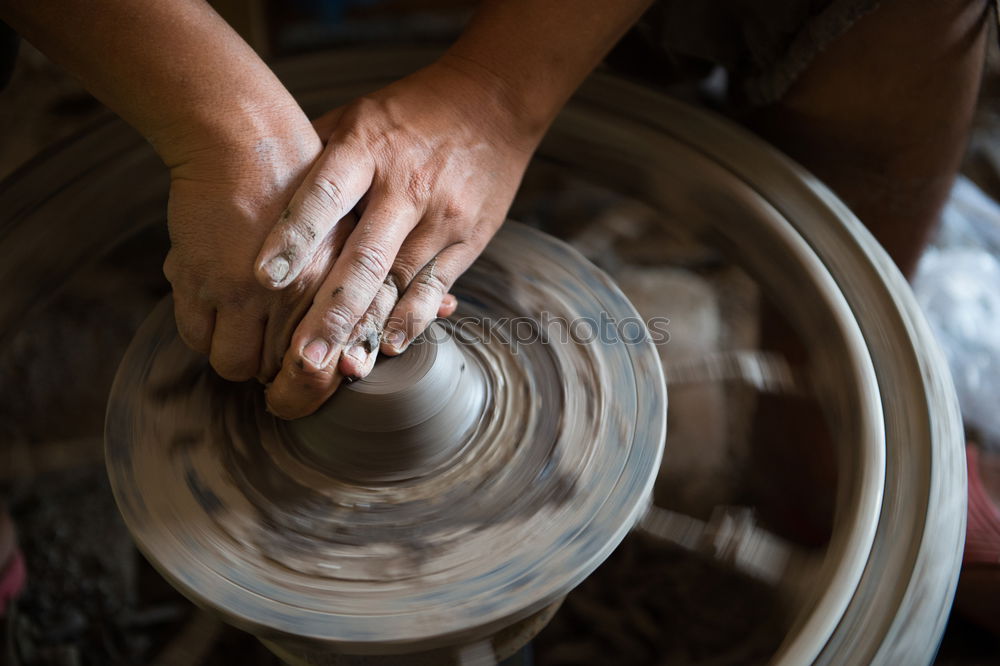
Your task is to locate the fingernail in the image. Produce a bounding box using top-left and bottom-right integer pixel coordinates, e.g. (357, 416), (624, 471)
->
(443, 294), (457, 309)
(383, 329), (406, 352)
(302, 339), (329, 366)
(263, 255), (290, 285)
(344, 344), (368, 365)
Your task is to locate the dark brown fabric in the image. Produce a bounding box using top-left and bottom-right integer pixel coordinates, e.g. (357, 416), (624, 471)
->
(646, 0), (881, 105)
(0, 21), (18, 91)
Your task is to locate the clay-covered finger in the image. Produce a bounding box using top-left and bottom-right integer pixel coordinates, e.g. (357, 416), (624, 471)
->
(265, 201), (418, 418)
(264, 347), (343, 419)
(339, 288), (458, 377)
(381, 244), (471, 355)
(337, 278), (400, 380)
(265, 288), (446, 416)
(209, 309), (264, 381)
(254, 136), (373, 290)
(257, 214), (359, 383)
(338, 286), (457, 378)
(373, 225), (458, 340)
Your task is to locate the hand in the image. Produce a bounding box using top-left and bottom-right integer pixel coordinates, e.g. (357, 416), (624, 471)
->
(255, 56), (542, 419)
(163, 122), (334, 383)
(162, 120), (456, 386)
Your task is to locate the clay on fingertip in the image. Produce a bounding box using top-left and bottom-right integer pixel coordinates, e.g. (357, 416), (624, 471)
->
(263, 255), (291, 285)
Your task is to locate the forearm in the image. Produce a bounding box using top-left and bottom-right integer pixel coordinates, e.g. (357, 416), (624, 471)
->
(444, 0), (652, 139)
(0, 0), (312, 167)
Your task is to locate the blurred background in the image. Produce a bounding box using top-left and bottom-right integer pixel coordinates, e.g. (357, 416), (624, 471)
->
(2, 2), (1000, 664)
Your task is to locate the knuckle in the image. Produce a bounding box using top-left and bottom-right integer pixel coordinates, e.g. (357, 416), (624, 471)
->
(177, 327), (210, 355)
(439, 198), (467, 223)
(405, 168), (433, 206)
(211, 357), (256, 382)
(350, 243), (392, 286)
(214, 280), (258, 310)
(337, 105), (376, 147)
(418, 258), (450, 292)
(411, 269), (449, 303)
(349, 96), (379, 119)
(385, 265), (414, 292)
(317, 303), (356, 347)
(285, 217), (320, 249)
(309, 176), (347, 214)
(175, 318), (211, 354)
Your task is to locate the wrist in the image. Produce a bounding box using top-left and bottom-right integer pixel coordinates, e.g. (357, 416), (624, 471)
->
(153, 96), (315, 169)
(431, 51), (555, 152)
(440, 0), (653, 150)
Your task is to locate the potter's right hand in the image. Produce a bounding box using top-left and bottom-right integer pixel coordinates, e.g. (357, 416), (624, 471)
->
(161, 119), (453, 385)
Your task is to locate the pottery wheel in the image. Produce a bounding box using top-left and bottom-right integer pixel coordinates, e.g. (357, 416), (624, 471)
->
(105, 222), (666, 655)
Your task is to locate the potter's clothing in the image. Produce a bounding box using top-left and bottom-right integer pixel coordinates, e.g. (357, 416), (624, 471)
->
(0, 3), (881, 103)
(645, 0), (881, 105)
(0, 21), (17, 89)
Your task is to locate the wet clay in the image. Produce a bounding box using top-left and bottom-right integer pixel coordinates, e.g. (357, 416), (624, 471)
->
(290, 322), (487, 483)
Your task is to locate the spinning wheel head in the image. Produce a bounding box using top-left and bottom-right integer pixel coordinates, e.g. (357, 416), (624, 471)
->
(105, 222), (667, 659)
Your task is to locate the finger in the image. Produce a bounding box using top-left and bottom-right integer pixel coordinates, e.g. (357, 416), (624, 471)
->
(265, 200), (419, 418)
(257, 213), (359, 383)
(337, 277), (400, 380)
(438, 293), (458, 318)
(254, 135), (374, 290)
(370, 224), (451, 353)
(209, 309), (265, 381)
(311, 106), (347, 141)
(165, 251), (215, 355)
(382, 243), (474, 355)
(337, 288), (457, 379)
(173, 299), (215, 356)
(264, 345), (343, 420)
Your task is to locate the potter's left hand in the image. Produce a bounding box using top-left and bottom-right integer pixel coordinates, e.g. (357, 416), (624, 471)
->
(255, 56), (541, 419)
